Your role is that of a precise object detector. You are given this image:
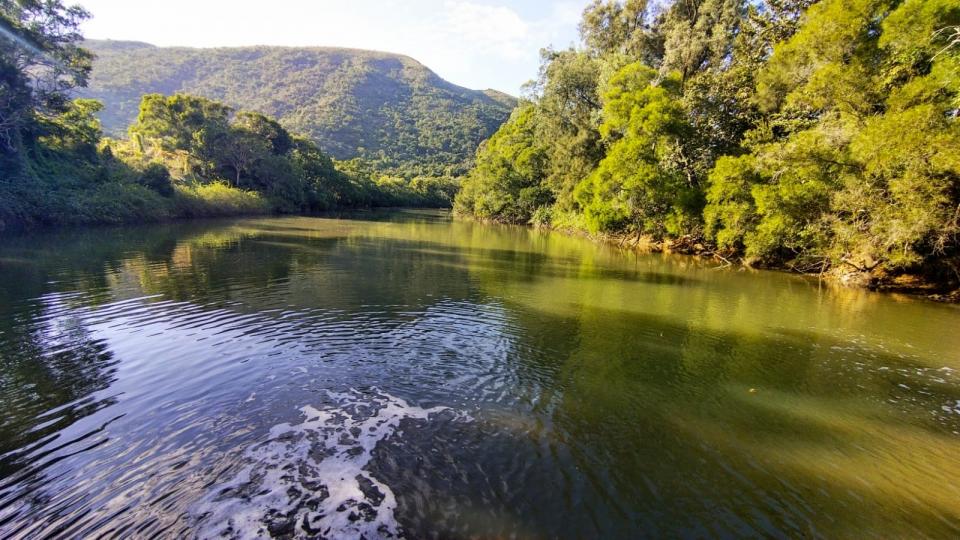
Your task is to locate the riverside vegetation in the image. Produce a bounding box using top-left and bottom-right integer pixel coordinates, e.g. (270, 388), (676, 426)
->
(0, 1), (481, 229)
(3, 0), (959, 296)
(454, 0), (960, 296)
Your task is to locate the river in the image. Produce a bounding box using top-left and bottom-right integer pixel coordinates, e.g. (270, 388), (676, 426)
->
(1, 210), (959, 538)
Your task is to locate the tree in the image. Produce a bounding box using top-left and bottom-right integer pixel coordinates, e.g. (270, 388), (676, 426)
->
(703, 0), (960, 271)
(455, 104), (548, 223)
(0, 0), (93, 154)
(574, 64), (698, 235)
(39, 97), (102, 159)
(233, 111), (292, 155)
(676, 0), (813, 174)
(579, 0), (662, 64)
(703, 154), (761, 249)
(136, 162), (174, 197)
(218, 126), (269, 188)
(830, 0), (960, 269)
(527, 49), (605, 209)
(129, 93), (232, 154)
(658, 0), (746, 85)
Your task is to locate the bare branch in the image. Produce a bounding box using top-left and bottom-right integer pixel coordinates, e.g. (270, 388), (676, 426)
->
(932, 26), (960, 61)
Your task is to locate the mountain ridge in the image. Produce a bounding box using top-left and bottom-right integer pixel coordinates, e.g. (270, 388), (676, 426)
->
(81, 40), (517, 174)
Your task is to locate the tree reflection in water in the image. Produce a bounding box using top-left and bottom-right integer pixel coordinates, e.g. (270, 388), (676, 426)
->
(0, 211), (958, 538)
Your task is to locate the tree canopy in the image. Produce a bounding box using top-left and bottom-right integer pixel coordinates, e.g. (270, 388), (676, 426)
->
(0, 0), (92, 154)
(456, 0), (960, 285)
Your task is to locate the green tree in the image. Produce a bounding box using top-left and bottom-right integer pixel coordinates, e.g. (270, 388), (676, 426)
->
(658, 0), (747, 85)
(0, 0), (93, 162)
(703, 154), (761, 250)
(529, 49), (605, 209)
(217, 125), (269, 187)
(38, 98), (103, 159)
(233, 111), (292, 155)
(455, 104), (548, 223)
(829, 0), (960, 270)
(579, 0), (662, 64)
(129, 93), (232, 154)
(706, 0), (960, 272)
(574, 64), (698, 235)
(290, 136), (347, 210)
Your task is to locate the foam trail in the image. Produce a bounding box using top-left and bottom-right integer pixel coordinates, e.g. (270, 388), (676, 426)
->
(193, 389), (451, 539)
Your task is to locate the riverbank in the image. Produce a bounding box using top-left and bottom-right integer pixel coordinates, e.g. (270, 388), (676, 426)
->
(0, 181), (273, 234)
(0, 203), (454, 238)
(0, 91), (459, 237)
(533, 222), (960, 303)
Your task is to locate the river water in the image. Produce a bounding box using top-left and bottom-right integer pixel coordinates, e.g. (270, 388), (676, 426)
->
(1, 210), (959, 538)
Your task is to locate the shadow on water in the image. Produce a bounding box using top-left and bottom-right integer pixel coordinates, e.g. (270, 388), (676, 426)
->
(376, 302), (960, 539)
(0, 292), (122, 534)
(0, 313), (120, 467)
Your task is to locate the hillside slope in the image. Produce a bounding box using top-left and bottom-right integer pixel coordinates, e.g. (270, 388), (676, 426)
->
(82, 40), (516, 174)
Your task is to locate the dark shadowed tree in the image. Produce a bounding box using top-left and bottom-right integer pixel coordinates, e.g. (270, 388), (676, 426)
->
(0, 0), (92, 155)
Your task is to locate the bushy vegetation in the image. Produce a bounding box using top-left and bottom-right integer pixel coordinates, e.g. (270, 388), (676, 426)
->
(456, 0), (960, 284)
(0, 93), (271, 227)
(121, 92), (366, 213)
(0, 2), (457, 231)
(82, 40), (516, 176)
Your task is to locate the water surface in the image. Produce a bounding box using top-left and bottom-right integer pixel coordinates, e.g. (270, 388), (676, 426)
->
(1, 210), (959, 538)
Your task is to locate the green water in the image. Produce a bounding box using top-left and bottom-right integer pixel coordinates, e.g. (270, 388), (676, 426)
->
(1, 210), (959, 538)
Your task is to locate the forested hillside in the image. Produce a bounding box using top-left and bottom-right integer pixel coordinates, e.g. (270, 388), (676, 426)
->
(0, 3), (457, 230)
(456, 0), (960, 291)
(82, 40), (515, 176)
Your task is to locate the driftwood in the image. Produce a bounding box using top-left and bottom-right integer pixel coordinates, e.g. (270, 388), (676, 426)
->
(701, 251), (733, 269)
(839, 257), (881, 273)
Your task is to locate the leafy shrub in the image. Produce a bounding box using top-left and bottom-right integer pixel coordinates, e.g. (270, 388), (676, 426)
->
(69, 182), (171, 224)
(172, 182), (270, 217)
(138, 162), (175, 197)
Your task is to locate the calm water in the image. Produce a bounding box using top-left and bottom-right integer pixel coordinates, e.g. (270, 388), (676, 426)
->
(1, 210), (959, 539)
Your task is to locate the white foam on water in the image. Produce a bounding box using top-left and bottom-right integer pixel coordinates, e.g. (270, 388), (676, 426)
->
(192, 389), (452, 538)
(942, 400), (960, 415)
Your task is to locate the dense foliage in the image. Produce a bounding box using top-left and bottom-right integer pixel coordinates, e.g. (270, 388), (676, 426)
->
(82, 40), (516, 177)
(124, 93), (370, 212)
(456, 0), (960, 284)
(0, 3), (457, 230)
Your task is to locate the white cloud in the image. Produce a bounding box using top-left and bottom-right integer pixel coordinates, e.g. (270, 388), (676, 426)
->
(440, 1), (531, 60)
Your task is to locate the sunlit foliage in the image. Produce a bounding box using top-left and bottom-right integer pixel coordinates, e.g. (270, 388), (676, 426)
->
(457, 0), (960, 282)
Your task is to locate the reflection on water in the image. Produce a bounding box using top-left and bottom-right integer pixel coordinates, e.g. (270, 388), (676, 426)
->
(0, 210), (959, 538)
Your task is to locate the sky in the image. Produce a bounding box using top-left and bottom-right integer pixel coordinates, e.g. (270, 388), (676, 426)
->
(76, 0), (590, 95)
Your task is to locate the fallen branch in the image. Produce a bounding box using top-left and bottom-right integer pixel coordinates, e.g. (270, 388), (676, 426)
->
(702, 250), (734, 269)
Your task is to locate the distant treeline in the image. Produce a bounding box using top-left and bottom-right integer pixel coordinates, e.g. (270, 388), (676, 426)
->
(0, 2), (457, 230)
(456, 0), (959, 285)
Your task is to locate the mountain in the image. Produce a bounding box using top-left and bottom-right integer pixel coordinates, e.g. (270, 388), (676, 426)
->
(81, 40), (517, 174)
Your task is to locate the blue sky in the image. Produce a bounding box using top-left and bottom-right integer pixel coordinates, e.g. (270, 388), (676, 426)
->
(76, 0), (590, 95)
